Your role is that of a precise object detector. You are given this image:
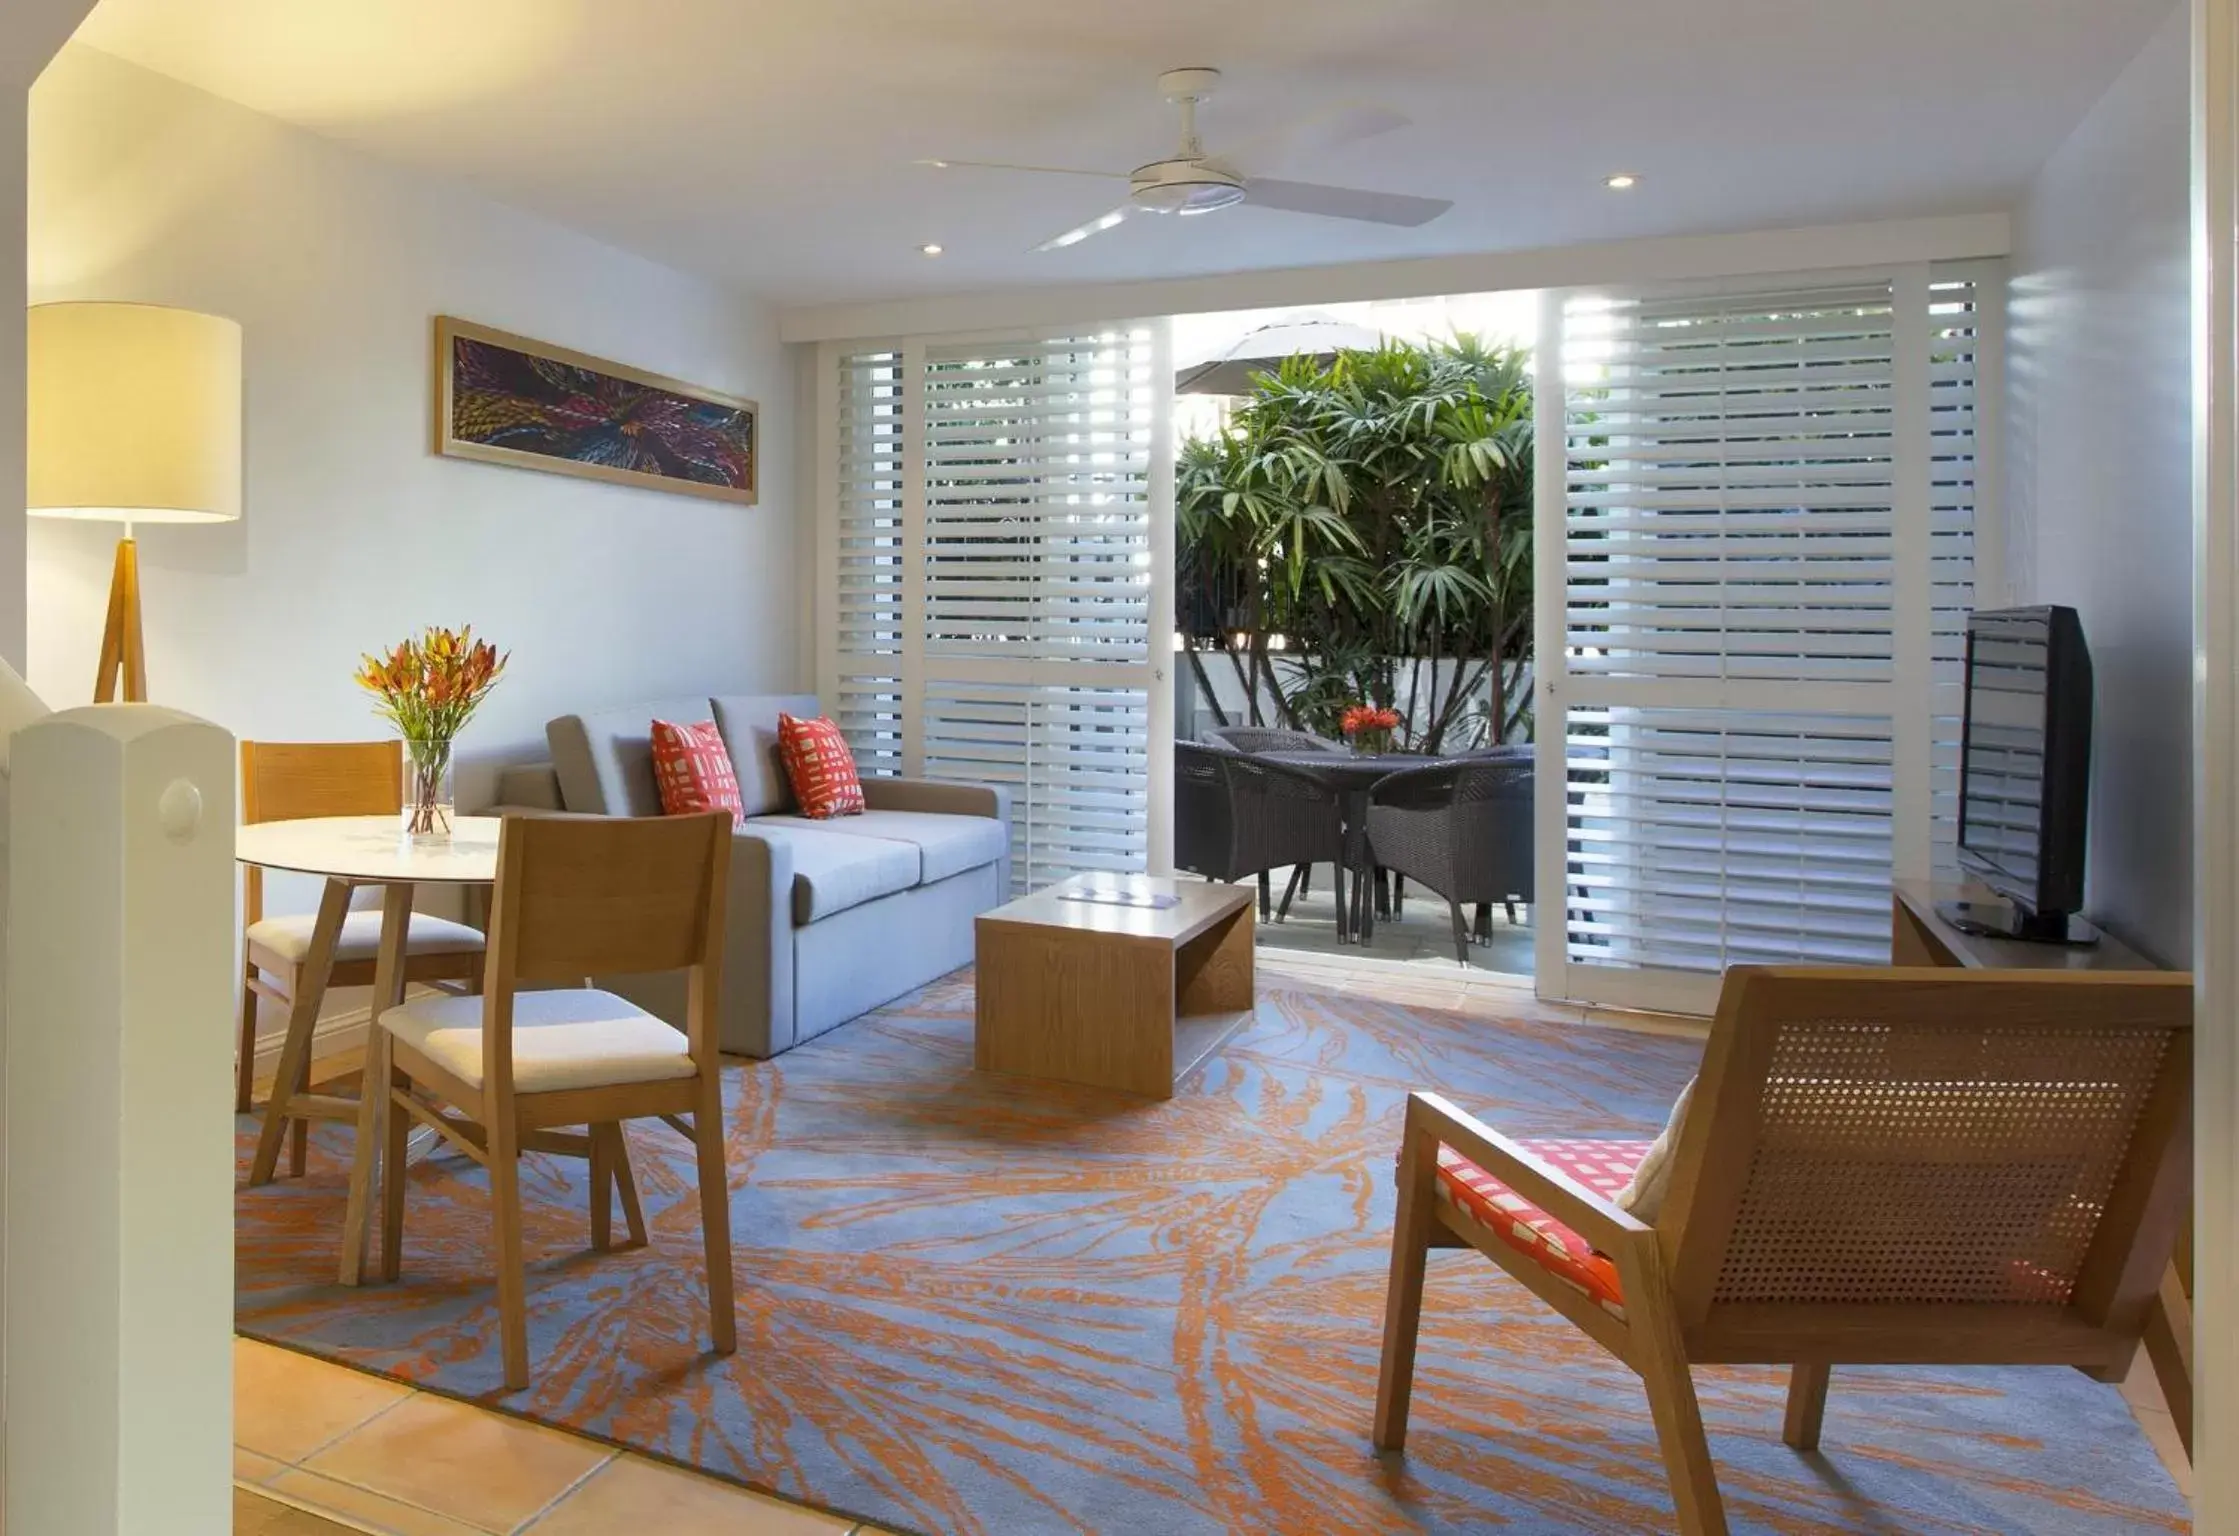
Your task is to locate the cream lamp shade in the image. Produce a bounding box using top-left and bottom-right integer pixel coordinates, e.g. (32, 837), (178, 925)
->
(27, 301), (243, 525)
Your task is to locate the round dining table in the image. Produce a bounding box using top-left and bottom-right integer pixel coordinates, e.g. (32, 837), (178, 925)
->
(235, 814), (502, 1284)
(1247, 750), (1468, 943)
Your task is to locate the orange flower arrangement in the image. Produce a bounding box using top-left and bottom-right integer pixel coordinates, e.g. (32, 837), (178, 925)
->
(1340, 704), (1402, 755)
(356, 626), (508, 837)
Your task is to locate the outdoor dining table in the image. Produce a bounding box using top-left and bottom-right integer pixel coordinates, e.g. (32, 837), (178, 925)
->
(1246, 749), (1472, 944)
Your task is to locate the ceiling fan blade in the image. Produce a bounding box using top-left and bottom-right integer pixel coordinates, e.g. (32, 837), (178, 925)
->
(1219, 102), (1411, 171)
(1243, 178), (1452, 227)
(1035, 204), (1135, 252)
(917, 157), (1128, 181)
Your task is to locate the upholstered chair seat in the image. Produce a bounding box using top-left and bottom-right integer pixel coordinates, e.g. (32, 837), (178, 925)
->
(246, 910), (485, 966)
(1432, 1139), (1649, 1320)
(380, 989), (694, 1094)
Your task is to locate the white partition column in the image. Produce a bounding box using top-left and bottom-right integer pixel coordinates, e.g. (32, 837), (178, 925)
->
(6, 705), (234, 1536)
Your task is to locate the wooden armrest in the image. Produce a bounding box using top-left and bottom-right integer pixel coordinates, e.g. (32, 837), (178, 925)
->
(1404, 1091), (1653, 1252)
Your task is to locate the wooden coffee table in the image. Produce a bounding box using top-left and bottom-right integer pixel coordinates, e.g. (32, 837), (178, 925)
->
(974, 874), (1256, 1098)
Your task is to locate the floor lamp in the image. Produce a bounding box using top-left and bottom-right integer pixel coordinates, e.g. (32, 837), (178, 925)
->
(27, 302), (243, 703)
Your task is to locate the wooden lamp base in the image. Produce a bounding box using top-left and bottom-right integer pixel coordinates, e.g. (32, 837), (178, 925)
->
(94, 534), (148, 704)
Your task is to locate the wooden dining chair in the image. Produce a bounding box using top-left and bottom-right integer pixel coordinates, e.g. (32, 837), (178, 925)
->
(238, 740), (486, 1174)
(1373, 967), (2194, 1535)
(364, 812), (737, 1391)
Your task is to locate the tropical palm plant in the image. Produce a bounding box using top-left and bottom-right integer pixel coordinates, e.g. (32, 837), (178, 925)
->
(1176, 334), (1534, 749)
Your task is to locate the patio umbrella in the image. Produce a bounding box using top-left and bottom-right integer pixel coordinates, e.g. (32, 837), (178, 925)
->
(1174, 314), (1389, 395)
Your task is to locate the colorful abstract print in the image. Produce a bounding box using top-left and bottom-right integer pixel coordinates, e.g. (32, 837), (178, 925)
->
(235, 975), (2189, 1536)
(450, 336), (753, 491)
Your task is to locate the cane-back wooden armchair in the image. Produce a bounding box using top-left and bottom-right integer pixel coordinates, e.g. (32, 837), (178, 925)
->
(1374, 967), (2194, 1535)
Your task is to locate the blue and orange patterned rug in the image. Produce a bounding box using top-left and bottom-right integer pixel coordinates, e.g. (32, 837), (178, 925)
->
(236, 973), (2189, 1534)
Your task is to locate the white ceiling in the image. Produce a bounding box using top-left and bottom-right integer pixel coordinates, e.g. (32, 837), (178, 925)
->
(72, 0), (2175, 309)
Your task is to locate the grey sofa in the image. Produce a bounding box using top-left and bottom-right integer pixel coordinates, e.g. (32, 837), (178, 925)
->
(491, 693), (1009, 1058)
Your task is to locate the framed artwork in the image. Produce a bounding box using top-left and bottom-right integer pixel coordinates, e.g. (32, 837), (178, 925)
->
(432, 317), (758, 505)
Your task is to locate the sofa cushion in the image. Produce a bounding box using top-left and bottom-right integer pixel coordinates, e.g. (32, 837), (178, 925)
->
(745, 823), (919, 925)
(651, 718), (745, 817)
(710, 694), (820, 816)
(776, 712), (866, 819)
(493, 762), (565, 813)
(753, 808), (1006, 886)
(548, 696), (716, 816)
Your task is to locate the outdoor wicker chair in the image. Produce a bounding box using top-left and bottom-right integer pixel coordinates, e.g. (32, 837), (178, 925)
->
(1194, 728), (1344, 911)
(1363, 757), (1533, 964)
(1458, 744), (1534, 937)
(1175, 742), (1348, 930)
(1199, 725), (1347, 755)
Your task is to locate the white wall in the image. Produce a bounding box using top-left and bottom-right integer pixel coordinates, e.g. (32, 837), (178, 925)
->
(3, 3), (97, 673)
(27, 44), (799, 813)
(2004, 1), (2191, 965)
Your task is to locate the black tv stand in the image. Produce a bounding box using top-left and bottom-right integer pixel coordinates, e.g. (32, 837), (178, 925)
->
(1936, 896), (2101, 948)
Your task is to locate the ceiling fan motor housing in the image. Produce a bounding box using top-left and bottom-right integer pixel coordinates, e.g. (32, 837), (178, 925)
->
(1131, 157), (1246, 214)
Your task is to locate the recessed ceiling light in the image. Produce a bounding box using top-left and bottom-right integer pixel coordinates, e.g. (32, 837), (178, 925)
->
(928, 160), (950, 169)
(1605, 172), (1640, 190)
(920, 243), (944, 256)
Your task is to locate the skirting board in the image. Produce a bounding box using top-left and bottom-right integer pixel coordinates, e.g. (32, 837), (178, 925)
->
(242, 984), (441, 1080)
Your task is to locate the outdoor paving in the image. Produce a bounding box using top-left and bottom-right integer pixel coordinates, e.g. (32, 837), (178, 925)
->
(1244, 862), (1535, 977)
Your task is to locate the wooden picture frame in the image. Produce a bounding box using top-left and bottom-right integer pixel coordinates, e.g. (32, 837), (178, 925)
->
(432, 317), (758, 506)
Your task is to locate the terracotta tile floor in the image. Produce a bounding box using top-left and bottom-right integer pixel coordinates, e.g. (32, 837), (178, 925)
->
(231, 1338), (864, 1534)
(236, 1489), (362, 1535)
(238, 952), (2187, 1531)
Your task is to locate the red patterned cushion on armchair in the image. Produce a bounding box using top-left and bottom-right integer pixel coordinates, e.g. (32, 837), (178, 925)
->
(1433, 1137), (1651, 1319)
(777, 712), (866, 819)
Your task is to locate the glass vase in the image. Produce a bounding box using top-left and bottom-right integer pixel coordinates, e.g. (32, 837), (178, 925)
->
(401, 736), (455, 845)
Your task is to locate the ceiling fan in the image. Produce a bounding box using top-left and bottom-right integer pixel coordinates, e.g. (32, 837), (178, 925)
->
(920, 67), (1453, 252)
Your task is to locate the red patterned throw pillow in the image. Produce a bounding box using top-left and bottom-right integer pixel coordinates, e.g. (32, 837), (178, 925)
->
(650, 718), (745, 818)
(777, 712), (865, 818)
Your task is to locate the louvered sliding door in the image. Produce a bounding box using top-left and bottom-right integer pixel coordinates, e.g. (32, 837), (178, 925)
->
(827, 348), (907, 776)
(820, 326), (1174, 894)
(1533, 266), (1996, 1013)
(1924, 266), (1998, 871)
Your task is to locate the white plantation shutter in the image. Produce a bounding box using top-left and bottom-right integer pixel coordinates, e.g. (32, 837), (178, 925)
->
(1561, 708), (1898, 980)
(820, 326), (1172, 893)
(923, 339), (1156, 667)
(920, 680), (1154, 890)
(829, 349), (907, 776)
(1925, 267), (1995, 873)
(1561, 279), (1902, 688)
(1536, 265), (1997, 1012)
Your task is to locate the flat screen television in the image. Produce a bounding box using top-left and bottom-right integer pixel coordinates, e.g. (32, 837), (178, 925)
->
(1945, 604), (2097, 944)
